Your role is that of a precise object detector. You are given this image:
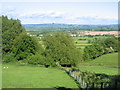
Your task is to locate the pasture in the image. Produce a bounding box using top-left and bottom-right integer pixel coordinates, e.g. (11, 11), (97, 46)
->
(2, 64), (78, 88)
(79, 53), (119, 75)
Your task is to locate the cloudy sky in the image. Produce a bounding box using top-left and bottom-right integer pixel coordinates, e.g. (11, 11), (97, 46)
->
(0, 1), (118, 24)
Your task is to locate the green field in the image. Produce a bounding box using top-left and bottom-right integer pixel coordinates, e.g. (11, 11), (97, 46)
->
(79, 53), (119, 75)
(2, 64), (78, 88)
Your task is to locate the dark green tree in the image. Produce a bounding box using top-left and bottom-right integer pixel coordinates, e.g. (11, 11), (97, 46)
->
(103, 37), (118, 52)
(43, 32), (82, 67)
(2, 16), (26, 54)
(2, 16), (44, 63)
(12, 33), (43, 60)
(83, 44), (104, 61)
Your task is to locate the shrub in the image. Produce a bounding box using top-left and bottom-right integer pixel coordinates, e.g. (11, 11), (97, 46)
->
(3, 53), (16, 63)
(27, 53), (46, 65)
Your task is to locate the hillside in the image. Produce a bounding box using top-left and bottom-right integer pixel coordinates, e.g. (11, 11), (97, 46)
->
(88, 53), (118, 67)
(23, 24), (118, 34)
(79, 53), (119, 75)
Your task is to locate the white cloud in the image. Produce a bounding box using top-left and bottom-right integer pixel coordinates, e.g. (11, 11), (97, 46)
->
(1, 6), (117, 24)
(19, 10), (65, 18)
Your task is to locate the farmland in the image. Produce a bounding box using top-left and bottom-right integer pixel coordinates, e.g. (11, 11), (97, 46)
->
(78, 53), (119, 75)
(2, 64), (78, 88)
(2, 16), (119, 89)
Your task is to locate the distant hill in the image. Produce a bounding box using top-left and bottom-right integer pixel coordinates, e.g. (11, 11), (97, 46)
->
(22, 24), (118, 34)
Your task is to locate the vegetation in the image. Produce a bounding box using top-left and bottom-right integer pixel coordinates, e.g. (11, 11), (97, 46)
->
(2, 16), (43, 63)
(13, 33), (43, 60)
(83, 37), (118, 61)
(2, 16), (26, 54)
(24, 24), (118, 35)
(2, 64), (78, 88)
(79, 53), (119, 75)
(2, 16), (82, 67)
(2, 16), (119, 89)
(68, 67), (120, 88)
(42, 32), (82, 67)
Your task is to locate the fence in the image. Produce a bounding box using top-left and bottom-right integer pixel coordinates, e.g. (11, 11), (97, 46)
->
(63, 68), (120, 89)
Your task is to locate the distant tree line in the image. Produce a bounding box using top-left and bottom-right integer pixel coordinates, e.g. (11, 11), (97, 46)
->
(83, 36), (119, 61)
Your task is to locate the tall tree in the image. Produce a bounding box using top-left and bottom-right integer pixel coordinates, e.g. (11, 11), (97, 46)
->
(43, 32), (82, 67)
(12, 33), (43, 60)
(2, 16), (26, 54)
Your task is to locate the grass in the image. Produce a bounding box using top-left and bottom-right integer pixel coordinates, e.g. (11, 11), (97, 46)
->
(79, 53), (119, 75)
(88, 53), (118, 67)
(72, 36), (110, 41)
(79, 66), (119, 75)
(2, 64), (78, 88)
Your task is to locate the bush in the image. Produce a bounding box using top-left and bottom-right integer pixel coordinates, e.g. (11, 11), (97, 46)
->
(3, 53), (16, 63)
(27, 53), (46, 65)
(43, 32), (82, 67)
(13, 33), (43, 61)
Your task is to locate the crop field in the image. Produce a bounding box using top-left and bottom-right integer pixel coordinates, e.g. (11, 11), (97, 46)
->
(2, 64), (78, 88)
(72, 36), (110, 40)
(78, 53), (119, 75)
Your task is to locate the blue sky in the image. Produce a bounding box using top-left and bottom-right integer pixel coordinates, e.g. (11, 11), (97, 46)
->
(0, 1), (118, 24)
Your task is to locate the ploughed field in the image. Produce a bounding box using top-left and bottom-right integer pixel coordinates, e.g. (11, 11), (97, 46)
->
(2, 64), (78, 88)
(79, 53), (119, 75)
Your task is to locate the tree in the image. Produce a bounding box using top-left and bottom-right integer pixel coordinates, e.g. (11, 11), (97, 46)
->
(2, 16), (44, 63)
(103, 37), (118, 52)
(83, 44), (104, 61)
(2, 16), (26, 55)
(43, 32), (82, 67)
(12, 33), (43, 60)
(83, 36), (118, 61)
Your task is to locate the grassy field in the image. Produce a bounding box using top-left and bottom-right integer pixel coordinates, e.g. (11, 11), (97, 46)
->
(2, 64), (78, 88)
(79, 53), (119, 75)
(72, 36), (110, 41)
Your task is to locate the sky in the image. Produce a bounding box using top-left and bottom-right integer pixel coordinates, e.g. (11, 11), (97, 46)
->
(0, 1), (118, 24)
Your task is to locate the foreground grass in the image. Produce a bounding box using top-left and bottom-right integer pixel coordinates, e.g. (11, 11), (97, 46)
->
(2, 64), (78, 88)
(79, 53), (119, 75)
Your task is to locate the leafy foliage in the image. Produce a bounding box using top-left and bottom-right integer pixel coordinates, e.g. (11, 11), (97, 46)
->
(2, 53), (16, 63)
(2, 16), (26, 54)
(26, 52), (45, 65)
(12, 33), (43, 60)
(43, 32), (82, 67)
(83, 37), (118, 61)
(2, 16), (44, 63)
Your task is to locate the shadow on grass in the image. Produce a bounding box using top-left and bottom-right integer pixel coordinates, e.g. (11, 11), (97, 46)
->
(54, 87), (73, 90)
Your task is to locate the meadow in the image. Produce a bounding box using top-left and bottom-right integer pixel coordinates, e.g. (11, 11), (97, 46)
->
(78, 53), (119, 75)
(2, 64), (78, 88)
